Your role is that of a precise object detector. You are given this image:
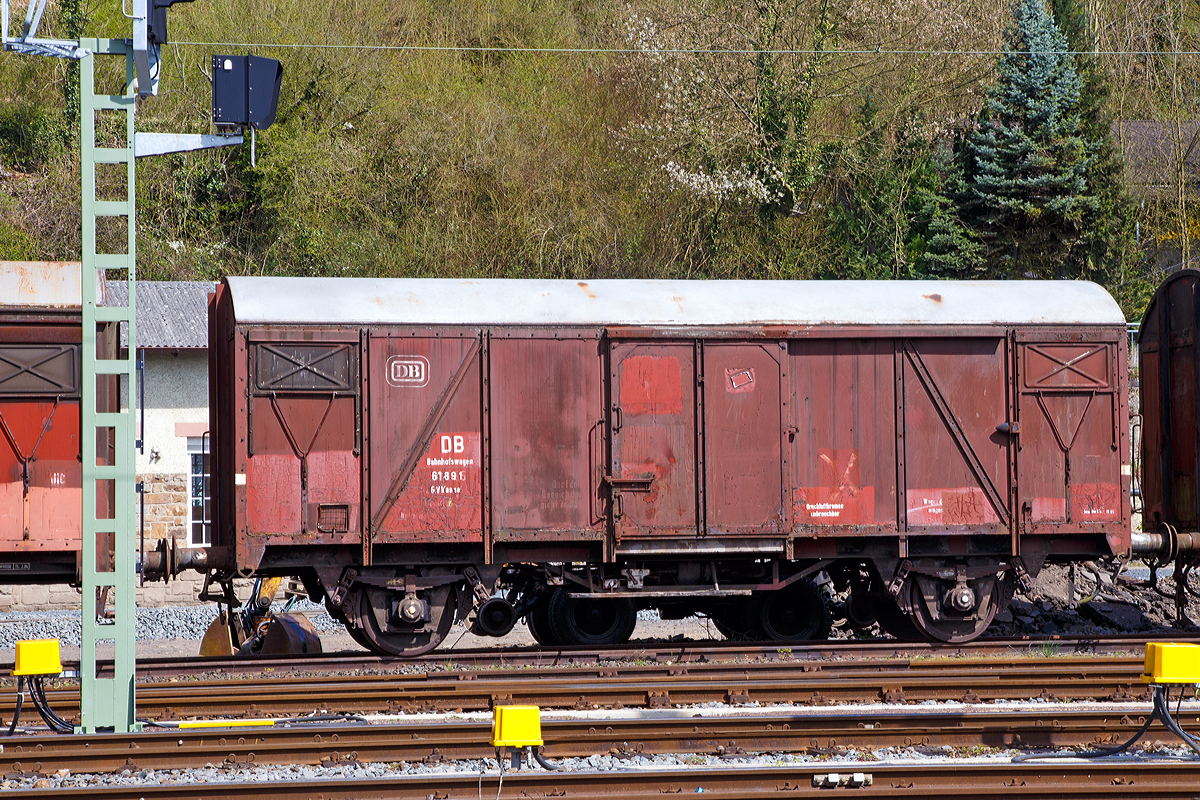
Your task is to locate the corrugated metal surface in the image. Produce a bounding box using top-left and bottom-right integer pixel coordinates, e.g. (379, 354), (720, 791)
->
(0, 262), (83, 309)
(107, 281), (215, 349)
(223, 278), (1126, 327)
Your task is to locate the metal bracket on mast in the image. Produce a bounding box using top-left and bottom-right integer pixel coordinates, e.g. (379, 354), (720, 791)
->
(130, 0), (157, 95)
(1, 0), (89, 58)
(134, 132), (243, 157)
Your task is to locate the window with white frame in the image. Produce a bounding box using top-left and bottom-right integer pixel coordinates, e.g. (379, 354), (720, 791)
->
(186, 437), (212, 546)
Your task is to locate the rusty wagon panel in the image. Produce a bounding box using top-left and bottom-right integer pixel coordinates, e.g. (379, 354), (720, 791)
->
(789, 338), (897, 534)
(702, 342), (786, 536)
(488, 331), (606, 562)
(367, 329), (484, 547)
(244, 334), (361, 546)
(1016, 332), (1127, 547)
(900, 336), (1011, 534)
(609, 340), (698, 540)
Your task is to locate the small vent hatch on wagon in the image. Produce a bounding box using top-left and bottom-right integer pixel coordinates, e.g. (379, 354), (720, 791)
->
(254, 344), (356, 392)
(0, 345), (79, 396)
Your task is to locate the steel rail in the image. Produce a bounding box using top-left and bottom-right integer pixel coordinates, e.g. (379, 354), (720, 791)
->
(46, 631), (1193, 679)
(9, 655), (1157, 720)
(0, 708), (1196, 776)
(6, 762), (1200, 800)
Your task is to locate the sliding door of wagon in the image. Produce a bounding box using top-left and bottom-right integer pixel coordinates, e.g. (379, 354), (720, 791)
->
(1016, 335), (1122, 532)
(609, 342), (697, 539)
(703, 343), (785, 536)
(900, 338), (1011, 535)
(368, 331), (484, 546)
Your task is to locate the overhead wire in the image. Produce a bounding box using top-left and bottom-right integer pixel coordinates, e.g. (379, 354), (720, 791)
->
(169, 41), (1200, 58)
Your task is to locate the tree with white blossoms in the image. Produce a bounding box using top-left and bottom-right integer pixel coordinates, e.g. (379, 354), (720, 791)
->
(622, 0), (1008, 276)
(622, 0), (836, 214)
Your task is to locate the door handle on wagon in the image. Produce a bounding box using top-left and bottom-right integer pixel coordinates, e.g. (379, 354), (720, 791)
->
(995, 421), (1020, 434)
(604, 474), (655, 492)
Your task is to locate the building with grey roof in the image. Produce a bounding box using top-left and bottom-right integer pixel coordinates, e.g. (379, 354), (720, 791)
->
(110, 282), (217, 555)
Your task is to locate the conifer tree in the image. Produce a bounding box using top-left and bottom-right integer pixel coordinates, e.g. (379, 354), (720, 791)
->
(912, 149), (985, 278)
(1049, 0), (1138, 283)
(956, 0), (1093, 279)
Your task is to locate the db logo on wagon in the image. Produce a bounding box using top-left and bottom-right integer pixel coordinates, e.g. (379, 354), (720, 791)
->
(387, 355), (430, 387)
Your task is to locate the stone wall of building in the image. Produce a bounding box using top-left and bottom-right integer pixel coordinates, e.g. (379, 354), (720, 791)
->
(142, 472), (189, 544)
(0, 470), (208, 611)
(0, 573), (208, 611)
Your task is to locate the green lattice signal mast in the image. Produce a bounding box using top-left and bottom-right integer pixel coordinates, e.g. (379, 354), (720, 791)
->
(2, 0), (242, 732)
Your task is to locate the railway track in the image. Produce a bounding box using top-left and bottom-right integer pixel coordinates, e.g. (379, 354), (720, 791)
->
(7, 762), (1200, 799)
(52, 631), (1191, 681)
(7, 653), (1165, 721)
(7, 767), (1190, 800)
(0, 709), (1196, 782)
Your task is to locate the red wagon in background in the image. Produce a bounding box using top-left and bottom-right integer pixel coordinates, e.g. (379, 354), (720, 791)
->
(0, 261), (115, 585)
(191, 277), (1130, 654)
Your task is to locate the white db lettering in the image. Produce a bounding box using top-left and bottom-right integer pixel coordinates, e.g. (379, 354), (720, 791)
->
(441, 435), (453, 453)
(385, 355), (430, 388)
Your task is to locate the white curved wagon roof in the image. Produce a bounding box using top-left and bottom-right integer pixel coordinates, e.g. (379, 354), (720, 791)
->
(224, 277), (1125, 327)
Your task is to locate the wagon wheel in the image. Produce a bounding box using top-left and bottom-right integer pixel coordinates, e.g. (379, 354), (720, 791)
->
(907, 574), (999, 644)
(326, 599), (372, 652)
(744, 578), (832, 642)
(524, 593), (561, 646)
(348, 583), (457, 658)
(341, 612), (379, 652)
(547, 588), (637, 646)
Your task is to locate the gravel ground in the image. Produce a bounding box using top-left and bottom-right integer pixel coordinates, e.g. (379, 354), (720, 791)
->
(0, 599), (341, 650)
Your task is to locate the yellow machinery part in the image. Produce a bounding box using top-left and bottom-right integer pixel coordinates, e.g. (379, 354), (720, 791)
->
(255, 576), (284, 609)
(199, 616), (240, 657)
(260, 612), (323, 656)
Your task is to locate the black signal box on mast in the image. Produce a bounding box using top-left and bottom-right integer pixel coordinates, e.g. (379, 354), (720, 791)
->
(212, 55), (283, 131)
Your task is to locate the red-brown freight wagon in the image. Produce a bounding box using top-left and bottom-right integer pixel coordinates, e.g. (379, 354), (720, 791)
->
(0, 261), (116, 584)
(194, 277), (1132, 654)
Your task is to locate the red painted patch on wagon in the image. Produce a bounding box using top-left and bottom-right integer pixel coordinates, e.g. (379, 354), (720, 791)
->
(620, 356), (682, 415)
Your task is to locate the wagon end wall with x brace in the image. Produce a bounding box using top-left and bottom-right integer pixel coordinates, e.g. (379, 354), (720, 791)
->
(205, 278), (1130, 575)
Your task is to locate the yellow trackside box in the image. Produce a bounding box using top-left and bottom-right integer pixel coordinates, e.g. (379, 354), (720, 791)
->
(1142, 643), (1200, 684)
(491, 705), (544, 748)
(12, 639), (62, 677)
